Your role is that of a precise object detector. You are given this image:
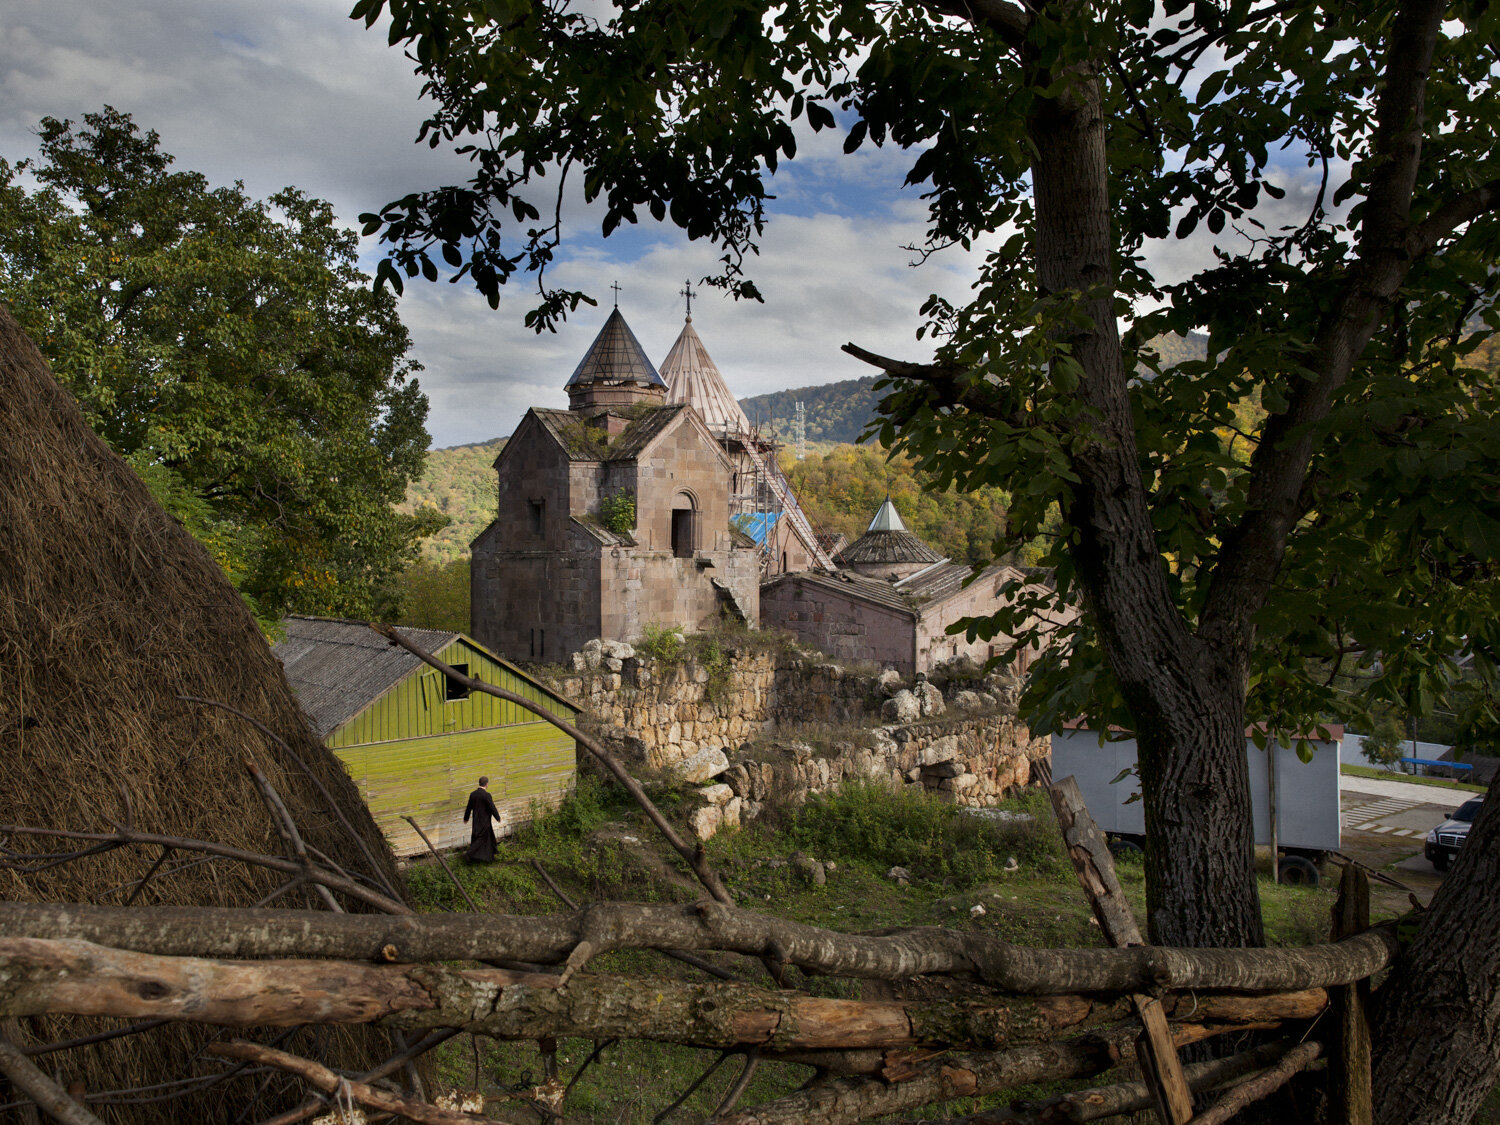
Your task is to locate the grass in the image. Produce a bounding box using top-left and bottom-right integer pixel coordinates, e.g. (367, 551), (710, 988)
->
(403, 776), (1352, 1121)
(1341, 762), (1487, 793)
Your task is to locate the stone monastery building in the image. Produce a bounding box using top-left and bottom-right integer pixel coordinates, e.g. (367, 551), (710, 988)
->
(471, 308), (827, 663)
(471, 305), (1060, 675)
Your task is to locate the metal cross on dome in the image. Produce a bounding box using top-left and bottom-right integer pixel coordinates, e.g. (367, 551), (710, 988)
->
(681, 279), (696, 318)
(610, 280), (622, 308)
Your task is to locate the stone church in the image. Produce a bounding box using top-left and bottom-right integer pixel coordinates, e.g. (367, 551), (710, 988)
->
(471, 308), (773, 662)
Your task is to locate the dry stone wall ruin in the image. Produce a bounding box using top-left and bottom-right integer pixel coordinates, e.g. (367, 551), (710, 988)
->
(544, 638), (1050, 838)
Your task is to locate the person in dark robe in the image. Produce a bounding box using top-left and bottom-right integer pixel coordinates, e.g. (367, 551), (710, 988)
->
(463, 776), (501, 862)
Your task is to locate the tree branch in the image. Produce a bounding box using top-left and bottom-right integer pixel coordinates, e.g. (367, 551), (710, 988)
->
(0, 900), (1395, 994)
(0, 1033), (108, 1125)
(0, 935), (1326, 1052)
(207, 1040), (482, 1125)
(840, 342), (1018, 424)
(1406, 176), (1500, 259)
(912, 0), (1030, 47)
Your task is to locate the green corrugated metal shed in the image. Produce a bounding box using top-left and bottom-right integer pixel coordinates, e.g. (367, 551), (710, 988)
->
(273, 616), (579, 857)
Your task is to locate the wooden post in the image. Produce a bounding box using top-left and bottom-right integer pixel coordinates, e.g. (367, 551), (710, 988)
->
(1050, 776), (1195, 1125)
(1327, 862), (1373, 1125)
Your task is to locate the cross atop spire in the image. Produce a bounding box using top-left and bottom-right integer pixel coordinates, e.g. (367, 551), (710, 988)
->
(610, 280), (622, 309)
(680, 279), (696, 321)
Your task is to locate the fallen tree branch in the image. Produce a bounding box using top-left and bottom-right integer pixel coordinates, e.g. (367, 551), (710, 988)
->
(0, 1033), (108, 1125)
(207, 1040), (482, 1125)
(980, 1038), (1301, 1123)
(0, 900), (1395, 995)
(251, 1028), (461, 1125)
(0, 828), (409, 916)
(0, 936), (1325, 1053)
(1186, 1040), (1323, 1125)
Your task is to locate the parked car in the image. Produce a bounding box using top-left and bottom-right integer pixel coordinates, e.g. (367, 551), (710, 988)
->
(1424, 796), (1485, 872)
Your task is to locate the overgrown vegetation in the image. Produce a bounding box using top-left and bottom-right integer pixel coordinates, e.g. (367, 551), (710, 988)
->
(786, 784), (1067, 885)
(598, 490), (637, 536)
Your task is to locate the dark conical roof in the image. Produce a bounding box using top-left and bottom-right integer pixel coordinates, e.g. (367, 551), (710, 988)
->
(565, 308), (666, 388)
(839, 497), (944, 566)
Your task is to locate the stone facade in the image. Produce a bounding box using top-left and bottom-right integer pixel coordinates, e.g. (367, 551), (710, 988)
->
(471, 402), (760, 662)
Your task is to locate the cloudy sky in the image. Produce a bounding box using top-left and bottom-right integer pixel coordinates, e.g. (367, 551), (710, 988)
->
(0, 0), (1000, 448)
(0, 3), (1326, 449)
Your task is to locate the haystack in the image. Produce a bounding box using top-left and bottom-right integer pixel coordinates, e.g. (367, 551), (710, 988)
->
(0, 306), (415, 1121)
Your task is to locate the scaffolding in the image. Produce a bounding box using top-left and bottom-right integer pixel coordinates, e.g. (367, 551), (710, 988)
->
(722, 422), (836, 575)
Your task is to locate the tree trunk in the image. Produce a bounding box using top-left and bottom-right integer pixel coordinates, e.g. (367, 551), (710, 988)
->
(1371, 772), (1500, 1125)
(1024, 15), (1264, 951)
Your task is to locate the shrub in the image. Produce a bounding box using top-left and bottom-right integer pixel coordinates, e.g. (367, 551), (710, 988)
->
(787, 783), (1064, 885)
(1361, 715), (1409, 770)
(638, 624), (684, 663)
(598, 490), (636, 536)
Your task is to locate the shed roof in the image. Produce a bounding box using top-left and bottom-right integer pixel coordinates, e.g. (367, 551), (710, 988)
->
(272, 616), (577, 738)
(661, 317), (752, 434)
(565, 308), (666, 389)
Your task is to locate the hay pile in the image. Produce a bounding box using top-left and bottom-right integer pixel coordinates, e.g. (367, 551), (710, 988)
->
(0, 305), (415, 1121)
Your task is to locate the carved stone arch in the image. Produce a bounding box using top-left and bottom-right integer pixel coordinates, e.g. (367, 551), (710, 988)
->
(671, 490), (698, 558)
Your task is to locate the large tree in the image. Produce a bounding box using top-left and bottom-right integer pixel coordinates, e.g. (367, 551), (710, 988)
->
(356, 2), (1500, 1119)
(0, 107), (442, 622)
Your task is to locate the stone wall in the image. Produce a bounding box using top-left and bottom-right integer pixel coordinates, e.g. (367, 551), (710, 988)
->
(546, 642), (1048, 836)
(549, 643), (882, 770)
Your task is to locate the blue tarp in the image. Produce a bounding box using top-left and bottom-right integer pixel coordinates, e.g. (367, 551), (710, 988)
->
(735, 512), (780, 545)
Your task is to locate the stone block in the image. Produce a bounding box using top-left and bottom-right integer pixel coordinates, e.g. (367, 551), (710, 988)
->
(923, 759), (966, 779)
(690, 805), (723, 841)
(914, 681), (945, 718)
(698, 783), (733, 806)
(669, 746), (730, 784)
(920, 736), (962, 765)
(882, 690), (920, 724)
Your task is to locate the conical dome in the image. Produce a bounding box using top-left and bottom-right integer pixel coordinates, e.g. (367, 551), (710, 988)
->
(661, 316), (750, 434)
(565, 307), (667, 412)
(838, 496), (944, 578)
(565, 308), (665, 389)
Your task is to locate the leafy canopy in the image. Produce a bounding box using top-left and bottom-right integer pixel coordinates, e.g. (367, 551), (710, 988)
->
(357, 0), (1500, 736)
(0, 108), (443, 623)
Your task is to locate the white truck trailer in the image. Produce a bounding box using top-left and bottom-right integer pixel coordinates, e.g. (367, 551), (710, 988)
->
(1049, 725), (1344, 885)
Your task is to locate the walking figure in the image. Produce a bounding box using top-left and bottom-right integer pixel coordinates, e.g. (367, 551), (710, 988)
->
(463, 776), (501, 862)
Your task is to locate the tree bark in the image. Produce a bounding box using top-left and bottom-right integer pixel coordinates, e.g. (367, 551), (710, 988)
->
(1371, 773), (1500, 1125)
(0, 901), (1396, 994)
(0, 936), (1324, 1052)
(1024, 20), (1264, 950)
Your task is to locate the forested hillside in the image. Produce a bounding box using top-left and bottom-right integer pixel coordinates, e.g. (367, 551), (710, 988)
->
(739, 377), (881, 445)
(398, 438), (504, 562)
(784, 445), (1018, 565)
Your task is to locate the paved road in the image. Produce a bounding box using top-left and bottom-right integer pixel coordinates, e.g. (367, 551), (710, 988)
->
(1339, 771), (1473, 801)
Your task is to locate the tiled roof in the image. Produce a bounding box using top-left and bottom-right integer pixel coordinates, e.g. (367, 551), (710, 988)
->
(272, 616), (458, 738)
(897, 561), (1016, 602)
(661, 317), (752, 434)
(765, 569), (917, 615)
(531, 404), (687, 462)
(838, 528), (945, 566)
(565, 308), (666, 388)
